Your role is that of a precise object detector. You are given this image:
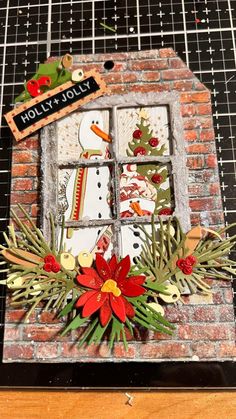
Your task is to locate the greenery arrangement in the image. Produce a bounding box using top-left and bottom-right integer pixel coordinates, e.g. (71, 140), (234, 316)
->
(15, 54), (73, 103)
(1, 206), (235, 350)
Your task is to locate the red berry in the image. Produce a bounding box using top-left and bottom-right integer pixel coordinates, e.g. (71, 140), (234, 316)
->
(43, 262), (52, 272)
(176, 258), (186, 270)
(134, 146), (147, 156)
(151, 173), (163, 184)
(149, 137), (159, 147)
(185, 255), (197, 266)
(159, 208), (173, 216)
(44, 254), (56, 264)
(182, 265), (193, 275)
(51, 262), (61, 273)
(183, 259), (193, 267)
(133, 129), (142, 139)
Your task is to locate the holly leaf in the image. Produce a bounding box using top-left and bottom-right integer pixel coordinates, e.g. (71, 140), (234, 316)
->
(37, 61), (61, 75)
(15, 90), (32, 103)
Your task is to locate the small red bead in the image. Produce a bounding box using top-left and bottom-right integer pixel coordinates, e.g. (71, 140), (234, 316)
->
(133, 129), (143, 139)
(51, 262), (61, 273)
(182, 265), (193, 275)
(44, 254), (56, 264)
(176, 258), (185, 269)
(151, 173), (163, 184)
(185, 255), (197, 266)
(149, 137), (159, 147)
(134, 146), (147, 156)
(43, 262), (52, 272)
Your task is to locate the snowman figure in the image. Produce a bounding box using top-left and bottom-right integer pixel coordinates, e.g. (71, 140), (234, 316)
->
(59, 111), (113, 260)
(120, 165), (157, 260)
(120, 164), (157, 218)
(64, 110), (112, 221)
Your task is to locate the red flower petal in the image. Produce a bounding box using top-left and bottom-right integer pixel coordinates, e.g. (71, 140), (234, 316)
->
(100, 299), (112, 326)
(82, 267), (103, 282)
(108, 255), (118, 277)
(82, 292), (108, 317)
(75, 290), (97, 308)
(109, 294), (126, 323)
(121, 296), (135, 318)
(76, 274), (103, 290)
(119, 281), (145, 297)
(128, 275), (146, 285)
(114, 255), (131, 283)
(95, 253), (111, 280)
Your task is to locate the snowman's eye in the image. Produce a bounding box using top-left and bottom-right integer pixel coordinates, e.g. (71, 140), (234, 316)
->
(96, 120), (99, 124)
(92, 120), (95, 124)
(130, 200), (133, 203)
(137, 200), (140, 203)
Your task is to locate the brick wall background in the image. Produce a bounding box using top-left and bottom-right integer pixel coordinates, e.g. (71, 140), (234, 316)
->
(3, 48), (235, 362)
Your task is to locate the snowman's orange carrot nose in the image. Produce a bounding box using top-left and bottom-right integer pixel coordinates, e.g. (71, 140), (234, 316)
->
(90, 124), (112, 142)
(129, 202), (143, 216)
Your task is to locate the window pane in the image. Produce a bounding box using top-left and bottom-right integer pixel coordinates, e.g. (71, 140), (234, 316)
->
(119, 163), (174, 218)
(58, 165), (114, 221)
(117, 106), (171, 157)
(120, 223), (152, 262)
(120, 220), (178, 265)
(57, 224), (115, 259)
(57, 109), (112, 163)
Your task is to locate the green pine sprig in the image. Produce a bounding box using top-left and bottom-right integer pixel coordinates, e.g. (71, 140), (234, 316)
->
(0, 205), (77, 320)
(135, 216), (236, 296)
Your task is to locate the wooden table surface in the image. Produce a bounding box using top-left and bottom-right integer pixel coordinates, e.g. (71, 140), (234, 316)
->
(0, 391), (235, 418)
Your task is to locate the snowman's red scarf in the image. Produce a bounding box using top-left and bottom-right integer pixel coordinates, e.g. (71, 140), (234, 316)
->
(70, 149), (102, 221)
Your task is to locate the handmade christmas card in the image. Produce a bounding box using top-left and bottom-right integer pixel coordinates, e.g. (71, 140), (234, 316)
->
(2, 49), (235, 366)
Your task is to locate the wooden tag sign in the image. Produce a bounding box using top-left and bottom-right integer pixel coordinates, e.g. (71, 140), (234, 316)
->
(4, 70), (108, 142)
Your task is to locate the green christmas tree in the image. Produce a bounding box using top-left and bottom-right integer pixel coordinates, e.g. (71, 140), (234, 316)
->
(126, 108), (172, 215)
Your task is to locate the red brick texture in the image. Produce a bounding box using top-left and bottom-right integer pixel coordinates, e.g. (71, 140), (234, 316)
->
(4, 286), (235, 362)
(5, 48), (235, 362)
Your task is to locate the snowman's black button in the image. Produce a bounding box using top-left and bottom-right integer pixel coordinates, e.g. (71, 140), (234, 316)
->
(133, 243), (139, 249)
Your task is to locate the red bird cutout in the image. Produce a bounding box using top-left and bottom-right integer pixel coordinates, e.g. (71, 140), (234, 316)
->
(26, 76), (52, 97)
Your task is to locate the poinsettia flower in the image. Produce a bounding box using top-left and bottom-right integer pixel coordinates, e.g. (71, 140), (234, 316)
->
(75, 254), (146, 326)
